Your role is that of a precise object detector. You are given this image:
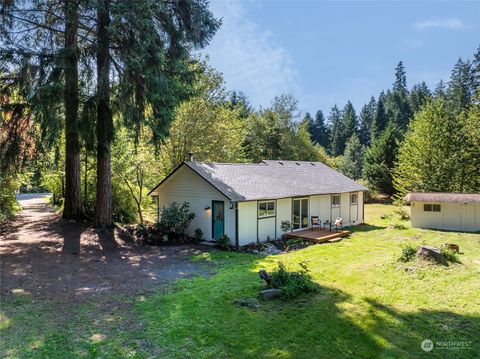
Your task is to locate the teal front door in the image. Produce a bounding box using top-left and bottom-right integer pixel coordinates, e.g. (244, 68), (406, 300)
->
(212, 201), (225, 240)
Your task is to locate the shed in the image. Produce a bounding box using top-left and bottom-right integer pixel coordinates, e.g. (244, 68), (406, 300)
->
(404, 192), (480, 232)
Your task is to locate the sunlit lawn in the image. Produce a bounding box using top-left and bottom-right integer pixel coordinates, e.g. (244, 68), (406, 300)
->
(1, 204), (479, 358)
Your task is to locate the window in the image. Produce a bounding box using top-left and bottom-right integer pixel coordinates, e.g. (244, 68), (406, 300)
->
(350, 193), (358, 205)
(332, 195), (340, 207)
(258, 201), (275, 217)
(424, 204), (441, 212)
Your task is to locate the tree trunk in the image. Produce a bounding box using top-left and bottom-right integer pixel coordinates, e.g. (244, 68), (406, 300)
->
(63, 0), (83, 219)
(94, 0), (113, 228)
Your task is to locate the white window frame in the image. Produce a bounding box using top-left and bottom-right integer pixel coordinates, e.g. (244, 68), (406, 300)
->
(350, 193), (358, 205)
(332, 194), (341, 207)
(424, 203), (441, 212)
(258, 200), (275, 218)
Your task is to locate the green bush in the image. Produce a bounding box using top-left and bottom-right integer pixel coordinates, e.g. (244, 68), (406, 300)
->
(280, 220), (292, 238)
(269, 262), (318, 300)
(193, 228), (204, 241)
(399, 243), (417, 262)
(217, 234), (231, 250)
(158, 202), (195, 239)
(441, 247), (460, 263)
(0, 176), (19, 222)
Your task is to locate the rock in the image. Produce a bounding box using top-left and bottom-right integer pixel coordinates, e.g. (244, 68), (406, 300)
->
(234, 298), (261, 310)
(259, 288), (283, 300)
(258, 269), (272, 286)
(416, 245), (445, 263)
(252, 250), (259, 255)
(443, 243), (459, 253)
(260, 243), (282, 255)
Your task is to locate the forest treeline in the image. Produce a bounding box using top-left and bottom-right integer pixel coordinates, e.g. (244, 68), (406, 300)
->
(1, 1), (479, 225)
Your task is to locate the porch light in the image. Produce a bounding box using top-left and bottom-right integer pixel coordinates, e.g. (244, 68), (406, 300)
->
(204, 205), (211, 210)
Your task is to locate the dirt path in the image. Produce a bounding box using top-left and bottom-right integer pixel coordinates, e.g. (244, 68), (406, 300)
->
(0, 194), (212, 302)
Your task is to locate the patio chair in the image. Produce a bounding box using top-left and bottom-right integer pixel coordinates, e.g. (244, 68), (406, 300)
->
(311, 216), (321, 231)
(334, 218), (343, 232)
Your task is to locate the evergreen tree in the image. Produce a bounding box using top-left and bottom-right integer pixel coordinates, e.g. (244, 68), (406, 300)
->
(387, 61), (412, 130)
(393, 61), (408, 96)
(358, 96), (376, 145)
(471, 46), (480, 100)
(228, 91), (252, 119)
(306, 110), (329, 148)
(409, 82), (432, 113)
(315, 110), (330, 149)
(434, 80), (447, 99)
(328, 104), (343, 156)
(371, 92), (388, 140)
(339, 133), (364, 180)
(447, 58), (472, 114)
(304, 112), (316, 141)
(339, 101), (357, 154)
(393, 98), (480, 196)
(363, 123), (400, 195)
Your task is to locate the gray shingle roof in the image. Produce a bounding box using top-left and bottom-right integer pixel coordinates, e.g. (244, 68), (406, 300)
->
(404, 192), (480, 204)
(167, 160), (367, 202)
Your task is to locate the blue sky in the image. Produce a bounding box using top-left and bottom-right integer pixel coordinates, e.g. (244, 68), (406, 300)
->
(202, 0), (480, 116)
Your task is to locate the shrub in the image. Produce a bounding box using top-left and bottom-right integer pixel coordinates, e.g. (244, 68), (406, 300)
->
(217, 234), (231, 250)
(441, 247), (460, 263)
(193, 228), (204, 241)
(158, 202), (195, 239)
(280, 220), (292, 238)
(269, 262), (318, 300)
(399, 243), (417, 262)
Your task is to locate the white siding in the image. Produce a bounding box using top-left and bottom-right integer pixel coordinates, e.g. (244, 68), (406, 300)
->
(410, 201), (480, 232)
(238, 201), (257, 245)
(340, 193), (350, 224)
(258, 217), (276, 242)
(276, 198), (292, 237)
(157, 165), (235, 241)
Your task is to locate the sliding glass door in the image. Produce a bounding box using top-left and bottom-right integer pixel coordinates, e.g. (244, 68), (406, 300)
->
(293, 198), (309, 230)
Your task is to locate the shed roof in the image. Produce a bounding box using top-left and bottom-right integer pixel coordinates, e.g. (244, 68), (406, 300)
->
(149, 160), (367, 201)
(404, 192), (480, 204)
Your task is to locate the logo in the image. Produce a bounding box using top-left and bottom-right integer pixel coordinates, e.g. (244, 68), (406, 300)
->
(421, 339), (434, 352)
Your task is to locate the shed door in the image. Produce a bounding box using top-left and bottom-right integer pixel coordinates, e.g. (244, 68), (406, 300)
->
(212, 201), (225, 240)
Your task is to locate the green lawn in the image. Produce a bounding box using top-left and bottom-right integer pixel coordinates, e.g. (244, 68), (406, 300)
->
(1, 204), (479, 358)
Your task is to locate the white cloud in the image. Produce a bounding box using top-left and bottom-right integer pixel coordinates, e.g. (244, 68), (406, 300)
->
(414, 18), (465, 30)
(202, 0), (300, 108)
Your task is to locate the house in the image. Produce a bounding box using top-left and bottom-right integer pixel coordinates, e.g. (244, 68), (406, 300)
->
(148, 160), (367, 247)
(404, 192), (480, 232)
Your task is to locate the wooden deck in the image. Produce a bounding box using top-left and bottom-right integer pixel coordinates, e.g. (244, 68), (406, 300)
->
(285, 228), (351, 243)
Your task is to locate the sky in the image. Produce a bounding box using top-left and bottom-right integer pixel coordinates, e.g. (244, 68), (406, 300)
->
(201, 0), (480, 116)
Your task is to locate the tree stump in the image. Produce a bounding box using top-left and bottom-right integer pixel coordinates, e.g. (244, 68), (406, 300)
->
(416, 245), (445, 263)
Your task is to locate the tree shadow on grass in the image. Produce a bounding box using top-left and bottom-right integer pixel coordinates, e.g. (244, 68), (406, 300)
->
(134, 252), (479, 358)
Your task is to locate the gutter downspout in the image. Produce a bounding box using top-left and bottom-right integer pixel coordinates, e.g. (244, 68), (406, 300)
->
(234, 202), (239, 250)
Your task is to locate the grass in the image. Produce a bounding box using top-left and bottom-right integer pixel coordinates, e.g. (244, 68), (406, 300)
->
(1, 204), (479, 358)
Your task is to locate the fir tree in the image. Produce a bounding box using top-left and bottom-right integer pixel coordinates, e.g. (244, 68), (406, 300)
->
(314, 110), (330, 149)
(434, 80), (447, 99)
(371, 92), (388, 140)
(471, 46), (480, 100)
(358, 96), (376, 146)
(339, 133), (364, 180)
(363, 123), (400, 195)
(448, 58), (472, 114)
(339, 101), (357, 154)
(409, 82), (432, 113)
(387, 61), (412, 130)
(328, 105), (343, 156)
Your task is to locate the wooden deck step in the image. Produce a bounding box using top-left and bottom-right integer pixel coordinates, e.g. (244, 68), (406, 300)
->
(285, 229), (351, 243)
